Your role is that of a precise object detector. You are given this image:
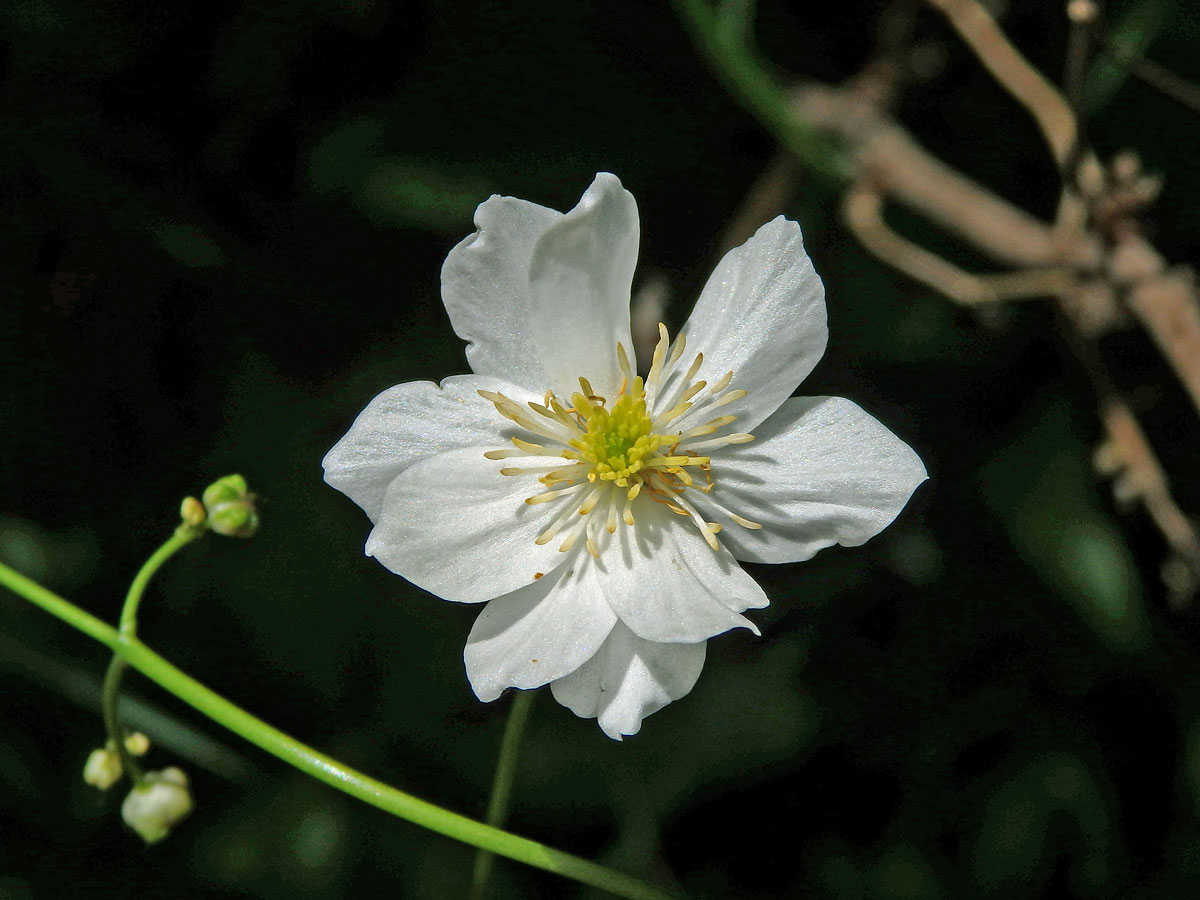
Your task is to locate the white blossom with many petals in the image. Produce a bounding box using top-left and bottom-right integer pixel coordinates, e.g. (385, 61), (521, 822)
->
(324, 173), (926, 739)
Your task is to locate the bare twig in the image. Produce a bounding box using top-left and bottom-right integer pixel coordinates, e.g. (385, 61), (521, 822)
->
(1124, 266), (1200, 413)
(679, 0), (1200, 602)
(794, 82), (1096, 269)
(842, 183), (1074, 303)
(924, 0), (1087, 174)
(1096, 399), (1200, 609)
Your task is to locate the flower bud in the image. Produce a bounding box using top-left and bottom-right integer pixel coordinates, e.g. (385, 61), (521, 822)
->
(179, 496), (206, 528)
(201, 474), (259, 538)
(124, 732), (151, 756)
(121, 767), (193, 844)
(83, 746), (123, 791)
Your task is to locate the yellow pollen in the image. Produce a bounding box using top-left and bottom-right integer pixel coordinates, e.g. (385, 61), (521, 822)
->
(564, 377), (670, 487)
(478, 324), (761, 555)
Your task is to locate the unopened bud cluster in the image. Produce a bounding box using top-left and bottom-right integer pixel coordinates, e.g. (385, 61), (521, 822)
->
(176, 475), (259, 538)
(82, 733), (152, 791)
(83, 734), (194, 844)
(200, 474), (259, 538)
(120, 767), (194, 844)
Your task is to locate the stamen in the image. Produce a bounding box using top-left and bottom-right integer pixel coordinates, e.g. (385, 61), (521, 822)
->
(666, 331), (687, 369)
(727, 512), (763, 529)
(644, 323), (669, 402)
(697, 492), (764, 530)
(511, 437), (561, 455)
(646, 455), (710, 467)
(679, 380), (707, 404)
(480, 327), (755, 562)
(681, 433), (754, 450)
(577, 485), (603, 516)
(669, 465), (693, 486)
(585, 514), (601, 558)
(529, 401), (577, 432)
(557, 515), (589, 552)
(616, 342), (634, 383)
(656, 401), (695, 427)
(525, 484), (584, 505)
(542, 464), (590, 482)
(674, 494), (722, 551)
(534, 497), (584, 545)
(709, 371), (734, 394)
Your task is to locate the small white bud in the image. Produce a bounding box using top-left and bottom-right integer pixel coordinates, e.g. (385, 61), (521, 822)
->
(121, 767), (193, 844)
(124, 732), (151, 756)
(83, 747), (123, 791)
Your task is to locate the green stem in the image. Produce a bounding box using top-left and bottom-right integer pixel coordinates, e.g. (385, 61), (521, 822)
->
(121, 525), (203, 635)
(101, 656), (144, 784)
(673, 0), (851, 182)
(0, 561), (680, 900)
(101, 524), (204, 785)
(470, 689), (537, 900)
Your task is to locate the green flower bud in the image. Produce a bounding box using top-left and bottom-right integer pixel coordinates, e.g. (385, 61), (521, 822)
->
(201, 474), (259, 538)
(179, 497), (206, 528)
(121, 767), (193, 844)
(83, 746), (123, 791)
(124, 732), (151, 756)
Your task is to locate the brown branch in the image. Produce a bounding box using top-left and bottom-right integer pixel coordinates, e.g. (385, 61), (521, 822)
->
(789, 1), (1199, 604)
(1124, 265), (1200, 414)
(1096, 399), (1200, 609)
(923, 0), (1083, 172)
(793, 82), (1102, 270)
(842, 183), (1074, 303)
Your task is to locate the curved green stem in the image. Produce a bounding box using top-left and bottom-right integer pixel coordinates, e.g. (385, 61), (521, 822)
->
(101, 656), (143, 784)
(471, 689), (537, 900)
(121, 525), (203, 635)
(101, 524), (205, 785)
(673, 0), (851, 182)
(0, 561), (680, 900)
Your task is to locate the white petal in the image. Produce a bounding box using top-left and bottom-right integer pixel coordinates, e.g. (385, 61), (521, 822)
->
(526, 173), (638, 398)
(365, 447), (575, 603)
(597, 501), (765, 643)
(440, 195), (563, 392)
(677, 217), (827, 431)
(464, 564), (618, 701)
(550, 622), (706, 740)
(322, 375), (536, 522)
(700, 396), (927, 564)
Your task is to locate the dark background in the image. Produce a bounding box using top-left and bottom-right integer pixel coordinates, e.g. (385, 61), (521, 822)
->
(3, 0), (1200, 897)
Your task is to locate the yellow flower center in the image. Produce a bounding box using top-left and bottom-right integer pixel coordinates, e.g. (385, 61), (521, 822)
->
(568, 377), (664, 486)
(479, 324), (761, 558)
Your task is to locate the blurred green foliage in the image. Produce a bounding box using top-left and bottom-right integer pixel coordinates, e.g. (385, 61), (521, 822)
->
(3, 0), (1200, 898)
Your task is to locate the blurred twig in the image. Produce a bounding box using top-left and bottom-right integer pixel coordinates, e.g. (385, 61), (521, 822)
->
(679, 0), (1200, 604)
(672, 0), (850, 182)
(1095, 400), (1200, 609)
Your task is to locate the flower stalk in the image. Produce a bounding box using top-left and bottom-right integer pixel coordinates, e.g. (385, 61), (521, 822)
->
(0, 559), (680, 900)
(471, 689), (537, 900)
(100, 520), (207, 788)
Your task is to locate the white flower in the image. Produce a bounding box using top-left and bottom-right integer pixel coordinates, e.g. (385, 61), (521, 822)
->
(83, 746), (123, 791)
(324, 173), (926, 739)
(121, 767), (193, 844)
